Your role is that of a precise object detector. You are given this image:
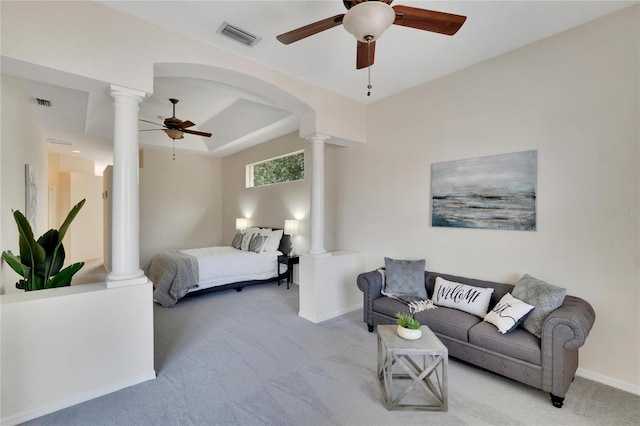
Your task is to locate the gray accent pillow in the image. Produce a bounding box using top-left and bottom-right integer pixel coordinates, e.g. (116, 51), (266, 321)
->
(383, 257), (427, 300)
(231, 232), (243, 250)
(512, 274), (566, 338)
(249, 235), (267, 253)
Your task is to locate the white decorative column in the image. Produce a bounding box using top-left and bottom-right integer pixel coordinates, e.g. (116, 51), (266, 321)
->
(107, 85), (148, 288)
(306, 133), (330, 255)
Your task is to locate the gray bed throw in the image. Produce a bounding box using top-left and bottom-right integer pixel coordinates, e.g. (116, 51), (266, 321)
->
(143, 250), (199, 307)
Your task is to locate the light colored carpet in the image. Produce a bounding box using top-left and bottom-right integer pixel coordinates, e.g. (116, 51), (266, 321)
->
(25, 283), (639, 425)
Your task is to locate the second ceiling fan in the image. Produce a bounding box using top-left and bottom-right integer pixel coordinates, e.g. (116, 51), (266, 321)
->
(140, 98), (212, 160)
(277, 0), (466, 71)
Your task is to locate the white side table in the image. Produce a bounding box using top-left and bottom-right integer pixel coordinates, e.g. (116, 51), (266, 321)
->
(377, 324), (448, 411)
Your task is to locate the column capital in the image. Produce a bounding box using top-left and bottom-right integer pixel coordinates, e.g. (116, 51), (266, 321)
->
(109, 84), (147, 102)
(303, 133), (331, 144)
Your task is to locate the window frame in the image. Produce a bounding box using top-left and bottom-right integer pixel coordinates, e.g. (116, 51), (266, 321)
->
(246, 149), (305, 188)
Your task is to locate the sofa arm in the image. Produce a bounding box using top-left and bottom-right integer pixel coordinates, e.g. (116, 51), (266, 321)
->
(541, 295), (596, 398)
(356, 270), (384, 328)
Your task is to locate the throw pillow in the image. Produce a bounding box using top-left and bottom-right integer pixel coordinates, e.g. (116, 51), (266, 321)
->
(484, 293), (535, 334)
(512, 274), (566, 338)
(231, 232), (243, 250)
(262, 229), (284, 253)
(249, 235), (267, 253)
(383, 257), (427, 300)
(432, 276), (494, 317)
(240, 233), (254, 251)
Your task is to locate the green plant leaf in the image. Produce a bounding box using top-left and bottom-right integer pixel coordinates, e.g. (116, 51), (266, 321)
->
(1, 251), (26, 277)
(46, 262), (84, 288)
(57, 199), (85, 244)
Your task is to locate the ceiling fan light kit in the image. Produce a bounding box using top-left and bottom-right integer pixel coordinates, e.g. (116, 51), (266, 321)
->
(342, 2), (395, 43)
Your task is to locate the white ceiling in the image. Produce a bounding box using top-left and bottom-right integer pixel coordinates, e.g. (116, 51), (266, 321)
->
(19, 1), (637, 173)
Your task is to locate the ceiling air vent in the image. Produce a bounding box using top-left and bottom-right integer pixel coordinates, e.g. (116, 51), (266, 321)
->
(47, 138), (72, 146)
(32, 97), (53, 107)
(217, 22), (261, 47)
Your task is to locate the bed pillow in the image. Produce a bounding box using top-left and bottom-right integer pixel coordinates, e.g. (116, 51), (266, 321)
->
(512, 274), (566, 338)
(249, 235), (267, 253)
(231, 232), (243, 250)
(383, 257), (427, 300)
(484, 293), (535, 334)
(432, 276), (494, 317)
(262, 229), (284, 253)
(240, 233), (254, 251)
(258, 228), (272, 236)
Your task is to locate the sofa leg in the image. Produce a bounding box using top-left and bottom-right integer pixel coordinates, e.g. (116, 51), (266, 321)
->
(550, 393), (564, 408)
(368, 325), (374, 332)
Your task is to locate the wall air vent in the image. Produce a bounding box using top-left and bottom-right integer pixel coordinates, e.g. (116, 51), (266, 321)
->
(217, 22), (261, 47)
(47, 138), (72, 146)
(32, 98), (53, 107)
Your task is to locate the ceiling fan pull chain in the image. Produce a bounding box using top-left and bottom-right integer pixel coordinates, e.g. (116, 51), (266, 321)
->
(172, 140), (176, 160)
(366, 36), (373, 96)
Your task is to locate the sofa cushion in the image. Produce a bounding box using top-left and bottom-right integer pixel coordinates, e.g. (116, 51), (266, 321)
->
(484, 293), (535, 334)
(432, 276), (494, 317)
(383, 257), (428, 300)
(469, 321), (541, 365)
(512, 274), (566, 338)
(416, 307), (481, 342)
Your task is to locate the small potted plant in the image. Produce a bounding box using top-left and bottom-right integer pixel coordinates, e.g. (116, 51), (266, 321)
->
(395, 312), (422, 340)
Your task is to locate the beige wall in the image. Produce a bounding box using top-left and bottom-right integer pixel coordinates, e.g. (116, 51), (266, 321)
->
(0, 75), (48, 295)
(139, 148), (223, 265)
(333, 7), (639, 391)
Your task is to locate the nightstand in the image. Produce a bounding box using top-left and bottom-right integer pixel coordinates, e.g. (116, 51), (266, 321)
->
(278, 255), (299, 289)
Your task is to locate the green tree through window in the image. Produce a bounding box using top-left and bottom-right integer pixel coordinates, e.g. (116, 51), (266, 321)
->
(250, 151), (304, 187)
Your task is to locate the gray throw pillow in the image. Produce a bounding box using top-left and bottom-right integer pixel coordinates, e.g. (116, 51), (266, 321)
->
(512, 274), (566, 338)
(231, 232), (243, 250)
(383, 257), (427, 300)
(249, 235), (267, 253)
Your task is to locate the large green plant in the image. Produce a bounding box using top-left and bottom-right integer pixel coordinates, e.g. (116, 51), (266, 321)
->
(2, 199), (86, 291)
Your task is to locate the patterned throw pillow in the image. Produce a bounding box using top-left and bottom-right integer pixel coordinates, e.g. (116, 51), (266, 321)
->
(432, 276), (494, 317)
(248, 235), (267, 253)
(383, 257), (427, 300)
(231, 232), (243, 250)
(512, 274), (566, 338)
(484, 293), (535, 334)
(240, 233), (254, 251)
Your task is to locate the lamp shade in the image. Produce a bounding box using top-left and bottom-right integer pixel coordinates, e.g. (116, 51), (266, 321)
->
(235, 217), (248, 231)
(284, 219), (299, 236)
(164, 128), (184, 140)
(342, 2), (396, 43)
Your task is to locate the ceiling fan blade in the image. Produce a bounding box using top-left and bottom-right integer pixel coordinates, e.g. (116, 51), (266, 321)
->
(139, 119), (164, 127)
(183, 129), (212, 138)
(178, 120), (196, 129)
(392, 5), (466, 36)
(277, 14), (345, 44)
(356, 40), (376, 69)
(139, 129), (165, 132)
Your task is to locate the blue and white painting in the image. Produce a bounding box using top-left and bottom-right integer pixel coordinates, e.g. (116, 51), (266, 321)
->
(431, 151), (537, 231)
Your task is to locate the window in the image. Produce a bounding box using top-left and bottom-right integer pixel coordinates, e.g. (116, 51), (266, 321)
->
(246, 150), (304, 188)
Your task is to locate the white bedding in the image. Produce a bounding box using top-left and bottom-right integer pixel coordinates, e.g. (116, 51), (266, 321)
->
(180, 246), (282, 292)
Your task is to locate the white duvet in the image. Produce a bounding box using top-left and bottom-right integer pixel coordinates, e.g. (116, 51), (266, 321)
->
(179, 246), (281, 291)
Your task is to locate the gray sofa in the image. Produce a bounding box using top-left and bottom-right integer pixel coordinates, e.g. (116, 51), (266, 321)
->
(357, 269), (596, 408)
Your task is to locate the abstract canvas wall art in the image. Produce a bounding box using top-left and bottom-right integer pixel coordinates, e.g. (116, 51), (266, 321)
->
(25, 164), (38, 229)
(431, 151), (537, 231)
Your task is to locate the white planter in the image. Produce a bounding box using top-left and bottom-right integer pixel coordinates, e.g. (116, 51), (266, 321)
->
(397, 325), (422, 340)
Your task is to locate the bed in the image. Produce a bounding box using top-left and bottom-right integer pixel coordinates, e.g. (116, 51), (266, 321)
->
(144, 228), (291, 307)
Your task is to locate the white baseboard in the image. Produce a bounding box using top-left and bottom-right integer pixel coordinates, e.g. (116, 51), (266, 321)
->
(576, 367), (640, 395)
(299, 303), (362, 324)
(1, 371), (156, 426)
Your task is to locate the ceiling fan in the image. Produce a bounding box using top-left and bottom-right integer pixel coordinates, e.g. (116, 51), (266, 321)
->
(277, 0), (466, 95)
(140, 98), (212, 140)
(140, 98), (212, 159)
